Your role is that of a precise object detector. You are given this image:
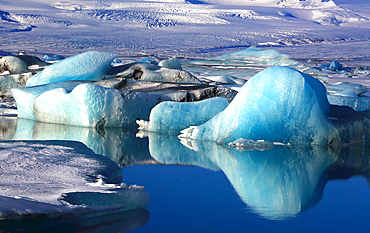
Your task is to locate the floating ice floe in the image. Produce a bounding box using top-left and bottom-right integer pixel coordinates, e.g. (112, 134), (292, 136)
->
(158, 56), (182, 70)
(0, 55), (49, 74)
(137, 97), (229, 135)
(0, 140), (150, 220)
(180, 66), (338, 146)
(26, 51), (118, 87)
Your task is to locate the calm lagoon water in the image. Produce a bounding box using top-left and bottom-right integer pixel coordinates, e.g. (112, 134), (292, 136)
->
(0, 117), (369, 232)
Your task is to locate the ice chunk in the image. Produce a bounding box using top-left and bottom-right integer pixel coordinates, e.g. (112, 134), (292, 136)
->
(158, 56), (182, 70)
(138, 97), (228, 135)
(12, 82), (167, 127)
(42, 54), (65, 62)
(0, 140), (150, 220)
(0, 55), (49, 74)
(328, 60), (343, 71)
(0, 72), (33, 97)
(26, 51), (118, 87)
(328, 95), (370, 112)
(180, 66), (338, 146)
(182, 46), (329, 82)
(113, 62), (202, 84)
(139, 57), (158, 66)
(326, 82), (367, 96)
(11, 81), (85, 120)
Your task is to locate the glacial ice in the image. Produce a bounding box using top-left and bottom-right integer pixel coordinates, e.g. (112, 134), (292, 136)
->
(0, 55), (49, 74)
(327, 95), (370, 112)
(180, 66), (338, 145)
(328, 60), (343, 71)
(113, 62), (202, 84)
(12, 82), (169, 127)
(26, 51), (118, 87)
(325, 82), (370, 111)
(0, 72), (33, 97)
(138, 97), (229, 135)
(158, 56), (182, 70)
(0, 140), (150, 220)
(182, 46), (330, 82)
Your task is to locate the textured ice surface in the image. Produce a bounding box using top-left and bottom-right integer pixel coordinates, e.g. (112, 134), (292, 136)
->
(180, 66), (338, 145)
(182, 47), (329, 82)
(328, 60), (343, 71)
(183, 140), (337, 220)
(12, 82), (167, 127)
(26, 51), (118, 87)
(328, 95), (370, 111)
(325, 82), (370, 111)
(0, 72), (33, 97)
(138, 97), (228, 134)
(0, 140), (150, 220)
(158, 56), (182, 70)
(11, 81), (85, 121)
(114, 62), (202, 84)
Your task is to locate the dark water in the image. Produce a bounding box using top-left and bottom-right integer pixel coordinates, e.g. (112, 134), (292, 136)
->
(0, 117), (369, 232)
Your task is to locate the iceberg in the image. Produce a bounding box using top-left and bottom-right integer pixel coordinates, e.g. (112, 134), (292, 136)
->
(180, 66), (338, 146)
(328, 60), (343, 71)
(138, 97), (229, 135)
(158, 56), (182, 70)
(182, 46), (329, 82)
(0, 55), (49, 74)
(0, 140), (150, 220)
(0, 72), (33, 97)
(26, 51), (118, 87)
(12, 82), (169, 127)
(112, 62), (202, 84)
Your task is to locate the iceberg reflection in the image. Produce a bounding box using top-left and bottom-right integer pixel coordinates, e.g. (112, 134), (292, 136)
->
(185, 140), (337, 219)
(11, 118), (155, 166)
(3, 118), (369, 220)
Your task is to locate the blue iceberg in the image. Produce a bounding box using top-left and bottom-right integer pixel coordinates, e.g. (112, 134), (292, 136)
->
(12, 82), (168, 127)
(138, 97), (229, 135)
(180, 66), (338, 146)
(26, 51), (118, 87)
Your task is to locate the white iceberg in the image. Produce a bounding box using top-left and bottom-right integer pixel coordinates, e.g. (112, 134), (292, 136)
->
(180, 66), (339, 146)
(0, 140), (150, 220)
(26, 51), (118, 87)
(158, 56), (182, 70)
(114, 62), (202, 84)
